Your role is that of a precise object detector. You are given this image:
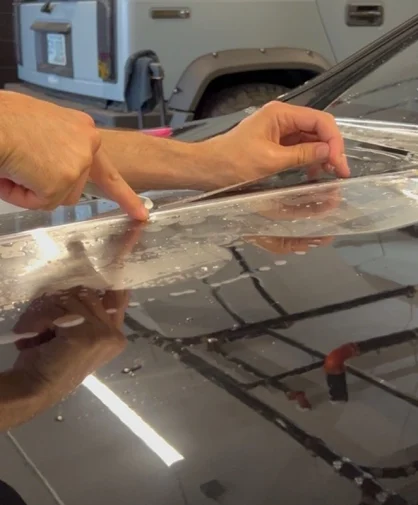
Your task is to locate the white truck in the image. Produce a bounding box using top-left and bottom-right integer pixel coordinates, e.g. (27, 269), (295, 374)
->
(6, 0), (418, 128)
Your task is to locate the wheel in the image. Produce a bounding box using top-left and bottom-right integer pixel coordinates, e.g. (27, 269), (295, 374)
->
(0, 481), (27, 505)
(198, 82), (289, 118)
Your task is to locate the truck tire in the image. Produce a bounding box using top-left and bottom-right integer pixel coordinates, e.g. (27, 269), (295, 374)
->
(198, 82), (288, 118)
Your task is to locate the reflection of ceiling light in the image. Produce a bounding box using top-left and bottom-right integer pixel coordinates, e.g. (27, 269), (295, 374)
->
(401, 188), (418, 202)
(23, 229), (63, 274)
(82, 375), (184, 467)
(32, 229), (61, 261)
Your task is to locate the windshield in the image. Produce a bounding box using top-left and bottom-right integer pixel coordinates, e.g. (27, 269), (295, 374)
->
(326, 39), (418, 125)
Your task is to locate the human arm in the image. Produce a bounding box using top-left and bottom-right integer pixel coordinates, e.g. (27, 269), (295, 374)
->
(0, 224), (139, 432)
(0, 91), (147, 219)
(100, 101), (350, 192)
(99, 129), (226, 191)
(0, 287), (128, 432)
(0, 370), (44, 432)
(0, 93), (348, 213)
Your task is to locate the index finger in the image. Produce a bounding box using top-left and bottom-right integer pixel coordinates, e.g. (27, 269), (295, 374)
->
(280, 105), (350, 178)
(90, 149), (149, 221)
(13, 295), (67, 334)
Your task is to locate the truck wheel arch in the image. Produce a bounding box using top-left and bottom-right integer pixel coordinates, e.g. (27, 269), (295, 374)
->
(168, 48), (332, 113)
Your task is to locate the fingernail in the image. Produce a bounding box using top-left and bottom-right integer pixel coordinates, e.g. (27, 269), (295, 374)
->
(316, 144), (330, 161)
(53, 315), (85, 328)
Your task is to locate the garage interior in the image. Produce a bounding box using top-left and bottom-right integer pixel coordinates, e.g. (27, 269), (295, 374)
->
(2, 5), (418, 505)
(0, 0), (17, 89)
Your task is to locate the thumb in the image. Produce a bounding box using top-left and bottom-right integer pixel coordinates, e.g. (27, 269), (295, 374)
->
(277, 142), (330, 170)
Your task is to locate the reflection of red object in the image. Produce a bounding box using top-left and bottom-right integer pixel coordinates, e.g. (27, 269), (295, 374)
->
(15, 329), (57, 351)
(324, 343), (360, 374)
(142, 127), (172, 138)
(328, 99), (344, 108)
(286, 390), (311, 410)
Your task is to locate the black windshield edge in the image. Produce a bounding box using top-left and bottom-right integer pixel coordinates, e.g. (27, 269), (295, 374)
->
(281, 14), (418, 110)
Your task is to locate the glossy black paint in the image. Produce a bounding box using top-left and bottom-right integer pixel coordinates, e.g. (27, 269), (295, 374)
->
(0, 171), (418, 504)
(3, 15), (418, 505)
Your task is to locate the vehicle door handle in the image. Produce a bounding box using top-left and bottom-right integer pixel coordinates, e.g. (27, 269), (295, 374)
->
(346, 4), (384, 26)
(150, 8), (191, 19)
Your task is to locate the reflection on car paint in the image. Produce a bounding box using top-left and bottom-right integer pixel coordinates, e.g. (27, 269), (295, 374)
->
(4, 123), (418, 504)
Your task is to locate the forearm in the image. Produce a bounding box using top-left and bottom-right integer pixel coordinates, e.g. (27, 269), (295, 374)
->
(0, 369), (82, 432)
(100, 129), (234, 191)
(0, 371), (43, 432)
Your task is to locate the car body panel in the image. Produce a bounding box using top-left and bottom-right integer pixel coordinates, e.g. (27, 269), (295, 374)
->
(15, 0), (335, 104)
(4, 15), (418, 505)
(2, 135), (418, 504)
(12, 0), (418, 127)
(167, 47), (332, 114)
(316, 0), (418, 62)
(170, 13), (418, 139)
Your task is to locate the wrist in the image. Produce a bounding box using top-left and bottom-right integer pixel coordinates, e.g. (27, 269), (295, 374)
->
(192, 137), (239, 191)
(0, 369), (45, 431)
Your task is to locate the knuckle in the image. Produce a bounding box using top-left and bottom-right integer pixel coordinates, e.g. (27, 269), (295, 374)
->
(89, 129), (102, 153)
(62, 168), (80, 185)
(64, 194), (81, 206)
(262, 101), (279, 112)
(322, 111), (335, 123)
(79, 150), (94, 172)
(295, 147), (310, 166)
(76, 111), (95, 127)
(41, 200), (59, 211)
(48, 169), (79, 198)
(29, 201), (44, 211)
(41, 183), (59, 201)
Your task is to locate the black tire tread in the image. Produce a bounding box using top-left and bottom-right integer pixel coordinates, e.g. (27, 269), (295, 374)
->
(199, 82), (288, 118)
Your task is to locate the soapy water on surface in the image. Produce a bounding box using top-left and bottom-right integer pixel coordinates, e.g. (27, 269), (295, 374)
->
(1, 169), (418, 308)
(274, 260), (287, 266)
(142, 196), (154, 211)
(337, 119), (418, 157)
(149, 168), (418, 239)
